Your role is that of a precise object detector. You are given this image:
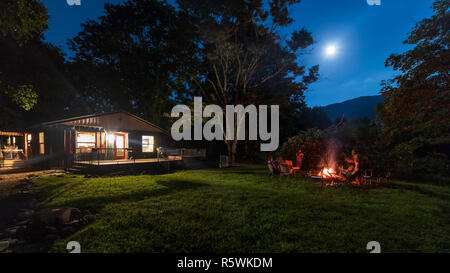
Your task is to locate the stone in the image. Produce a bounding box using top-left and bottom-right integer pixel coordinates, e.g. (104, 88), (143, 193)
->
(58, 209), (73, 224)
(14, 219), (31, 227)
(83, 214), (96, 223)
(64, 219), (81, 227)
(18, 209), (34, 220)
(62, 226), (76, 235)
(5, 226), (27, 237)
(45, 234), (60, 241)
(0, 241), (9, 252)
(35, 208), (60, 226)
(70, 208), (83, 220)
(36, 208), (75, 226)
(82, 210), (92, 216)
(43, 226), (57, 234)
(6, 238), (19, 246)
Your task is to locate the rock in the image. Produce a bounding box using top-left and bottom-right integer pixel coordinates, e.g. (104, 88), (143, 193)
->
(62, 226), (76, 235)
(5, 226), (27, 237)
(0, 241), (9, 252)
(5, 238), (19, 246)
(18, 209), (34, 220)
(58, 209), (73, 224)
(36, 208), (77, 226)
(25, 199), (38, 208)
(70, 208), (83, 220)
(83, 214), (96, 223)
(34, 208), (59, 226)
(44, 234), (60, 241)
(14, 219), (31, 227)
(64, 219), (81, 227)
(43, 226), (57, 234)
(82, 210), (92, 216)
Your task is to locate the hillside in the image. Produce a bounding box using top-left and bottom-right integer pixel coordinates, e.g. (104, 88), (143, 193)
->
(321, 95), (384, 121)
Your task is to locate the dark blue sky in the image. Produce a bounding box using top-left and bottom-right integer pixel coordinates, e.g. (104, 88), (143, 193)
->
(42, 0), (435, 106)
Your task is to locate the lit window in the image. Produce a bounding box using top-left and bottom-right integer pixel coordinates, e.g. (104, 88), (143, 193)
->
(76, 132), (96, 149)
(39, 132), (45, 154)
(142, 136), (154, 153)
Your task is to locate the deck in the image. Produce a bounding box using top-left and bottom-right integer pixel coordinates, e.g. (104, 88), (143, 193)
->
(72, 157), (185, 175)
(74, 158), (179, 166)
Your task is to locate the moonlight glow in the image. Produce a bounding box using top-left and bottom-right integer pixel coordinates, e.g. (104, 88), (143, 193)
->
(325, 44), (337, 57)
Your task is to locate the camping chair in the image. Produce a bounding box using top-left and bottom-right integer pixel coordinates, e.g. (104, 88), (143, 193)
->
(267, 161), (280, 176)
(279, 163), (292, 177)
(361, 170), (373, 185)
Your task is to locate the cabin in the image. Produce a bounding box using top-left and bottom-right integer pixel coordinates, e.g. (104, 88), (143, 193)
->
(38, 110), (171, 162)
(0, 111), (176, 171)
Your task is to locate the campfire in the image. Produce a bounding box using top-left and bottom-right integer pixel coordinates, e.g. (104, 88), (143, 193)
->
(315, 166), (348, 183)
(319, 167), (335, 179)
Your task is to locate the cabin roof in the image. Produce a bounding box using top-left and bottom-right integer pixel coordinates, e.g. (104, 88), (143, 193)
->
(39, 111), (168, 134)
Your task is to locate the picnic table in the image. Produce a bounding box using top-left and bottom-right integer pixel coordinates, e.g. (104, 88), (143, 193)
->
(0, 149), (25, 160)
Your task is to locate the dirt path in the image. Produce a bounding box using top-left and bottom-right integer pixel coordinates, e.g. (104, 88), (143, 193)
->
(0, 170), (66, 231)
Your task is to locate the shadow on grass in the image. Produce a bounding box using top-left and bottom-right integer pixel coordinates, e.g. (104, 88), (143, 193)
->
(385, 183), (450, 202)
(42, 179), (209, 211)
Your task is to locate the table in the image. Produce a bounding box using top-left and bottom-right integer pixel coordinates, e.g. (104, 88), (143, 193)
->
(0, 149), (25, 160)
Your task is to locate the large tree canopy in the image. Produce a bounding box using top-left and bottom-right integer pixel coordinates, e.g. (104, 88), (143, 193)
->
(68, 0), (319, 162)
(378, 0), (449, 178)
(68, 0), (198, 127)
(176, 0), (319, 161)
(0, 0), (50, 127)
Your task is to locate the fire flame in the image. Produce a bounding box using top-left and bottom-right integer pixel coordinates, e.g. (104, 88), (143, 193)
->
(319, 167), (335, 178)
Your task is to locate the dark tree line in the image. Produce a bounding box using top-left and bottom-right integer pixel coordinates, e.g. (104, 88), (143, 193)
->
(2, 0), (447, 178)
(280, 0), (449, 182)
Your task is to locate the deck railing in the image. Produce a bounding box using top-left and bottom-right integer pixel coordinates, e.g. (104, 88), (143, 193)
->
(72, 147), (206, 165)
(74, 148), (134, 165)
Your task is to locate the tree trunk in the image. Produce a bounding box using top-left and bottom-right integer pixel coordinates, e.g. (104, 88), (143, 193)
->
(226, 139), (238, 164)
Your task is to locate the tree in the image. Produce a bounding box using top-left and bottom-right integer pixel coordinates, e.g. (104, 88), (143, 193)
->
(177, 0), (319, 162)
(378, 0), (450, 179)
(0, 0), (49, 127)
(68, 0), (198, 128)
(0, 0), (48, 45)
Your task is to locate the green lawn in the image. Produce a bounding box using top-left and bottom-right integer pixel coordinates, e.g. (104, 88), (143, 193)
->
(33, 164), (450, 253)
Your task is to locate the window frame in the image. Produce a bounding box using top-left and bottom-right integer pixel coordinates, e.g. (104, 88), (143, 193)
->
(142, 135), (154, 153)
(39, 132), (45, 155)
(76, 132), (96, 149)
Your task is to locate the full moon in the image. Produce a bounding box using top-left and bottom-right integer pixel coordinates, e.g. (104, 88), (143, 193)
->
(325, 44), (337, 57)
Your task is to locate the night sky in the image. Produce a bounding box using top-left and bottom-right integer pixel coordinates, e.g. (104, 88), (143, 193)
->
(42, 0), (435, 107)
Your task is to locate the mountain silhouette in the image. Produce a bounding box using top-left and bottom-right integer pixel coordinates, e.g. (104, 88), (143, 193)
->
(321, 95), (384, 121)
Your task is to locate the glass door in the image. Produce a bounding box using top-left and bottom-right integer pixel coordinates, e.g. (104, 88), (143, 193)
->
(114, 134), (126, 160)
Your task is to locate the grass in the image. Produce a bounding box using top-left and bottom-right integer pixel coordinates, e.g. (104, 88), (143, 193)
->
(32, 164), (450, 253)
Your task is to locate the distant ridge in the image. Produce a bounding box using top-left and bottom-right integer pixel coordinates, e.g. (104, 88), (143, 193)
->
(321, 95), (384, 121)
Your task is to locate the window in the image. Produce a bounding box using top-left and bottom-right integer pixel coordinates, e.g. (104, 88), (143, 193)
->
(96, 132), (106, 153)
(142, 136), (154, 153)
(39, 132), (45, 154)
(76, 132), (96, 149)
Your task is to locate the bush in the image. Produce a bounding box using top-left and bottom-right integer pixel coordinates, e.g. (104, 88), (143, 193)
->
(280, 129), (326, 170)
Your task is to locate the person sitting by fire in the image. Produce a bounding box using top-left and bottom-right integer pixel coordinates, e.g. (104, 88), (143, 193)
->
(296, 149), (304, 170)
(267, 157), (282, 175)
(343, 149), (361, 182)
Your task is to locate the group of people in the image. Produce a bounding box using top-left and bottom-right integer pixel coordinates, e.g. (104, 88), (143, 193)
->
(268, 149), (304, 175)
(268, 148), (361, 182)
(341, 149), (361, 182)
